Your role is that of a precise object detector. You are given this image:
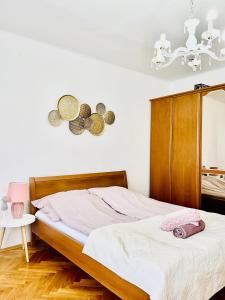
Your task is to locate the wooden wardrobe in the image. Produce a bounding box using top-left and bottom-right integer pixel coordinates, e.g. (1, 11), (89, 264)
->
(150, 83), (225, 209)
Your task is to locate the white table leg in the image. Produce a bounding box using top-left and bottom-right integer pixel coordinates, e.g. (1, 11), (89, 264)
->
(0, 228), (5, 248)
(21, 226), (29, 263)
(21, 231), (24, 250)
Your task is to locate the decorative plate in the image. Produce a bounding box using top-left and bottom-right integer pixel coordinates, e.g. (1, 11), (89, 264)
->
(58, 95), (80, 121)
(69, 116), (85, 135)
(104, 111), (115, 125)
(89, 113), (105, 136)
(96, 103), (106, 116)
(84, 117), (93, 130)
(48, 110), (62, 127)
(79, 103), (92, 118)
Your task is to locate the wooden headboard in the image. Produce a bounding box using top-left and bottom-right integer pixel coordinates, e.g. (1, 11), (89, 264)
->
(29, 170), (128, 201)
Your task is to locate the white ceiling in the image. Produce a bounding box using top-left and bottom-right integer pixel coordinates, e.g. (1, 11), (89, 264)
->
(0, 0), (225, 80)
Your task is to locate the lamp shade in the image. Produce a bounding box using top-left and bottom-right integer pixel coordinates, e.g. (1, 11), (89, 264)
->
(7, 182), (29, 203)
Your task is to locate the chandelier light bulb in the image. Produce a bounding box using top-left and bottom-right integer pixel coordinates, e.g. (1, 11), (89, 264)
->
(207, 10), (218, 21)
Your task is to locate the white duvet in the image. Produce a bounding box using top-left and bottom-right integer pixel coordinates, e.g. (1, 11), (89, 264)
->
(83, 209), (225, 300)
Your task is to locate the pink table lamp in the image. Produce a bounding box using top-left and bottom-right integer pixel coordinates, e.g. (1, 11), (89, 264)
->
(7, 182), (29, 218)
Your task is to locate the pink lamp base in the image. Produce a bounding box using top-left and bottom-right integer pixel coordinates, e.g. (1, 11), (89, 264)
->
(11, 202), (24, 218)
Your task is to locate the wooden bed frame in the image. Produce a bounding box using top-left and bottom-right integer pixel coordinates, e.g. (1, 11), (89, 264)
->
(30, 171), (150, 300)
(201, 168), (225, 215)
(202, 168), (225, 176)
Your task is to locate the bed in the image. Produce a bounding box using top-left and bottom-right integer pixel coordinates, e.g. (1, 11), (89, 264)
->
(30, 170), (225, 300)
(30, 171), (150, 300)
(201, 168), (225, 214)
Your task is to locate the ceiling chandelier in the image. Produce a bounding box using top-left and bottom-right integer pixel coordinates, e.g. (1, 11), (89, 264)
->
(152, 0), (225, 71)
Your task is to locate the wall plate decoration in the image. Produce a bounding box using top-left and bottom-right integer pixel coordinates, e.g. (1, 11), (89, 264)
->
(96, 102), (106, 116)
(69, 116), (85, 135)
(48, 110), (62, 127)
(48, 95), (115, 136)
(58, 95), (80, 121)
(89, 113), (105, 136)
(104, 111), (115, 125)
(84, 117), (93, 130)
(79, 103), (92, 118)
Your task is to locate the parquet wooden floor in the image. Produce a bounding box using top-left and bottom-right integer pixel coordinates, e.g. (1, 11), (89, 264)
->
(0, 245), (119, 300)
(0, 245), (224, 300)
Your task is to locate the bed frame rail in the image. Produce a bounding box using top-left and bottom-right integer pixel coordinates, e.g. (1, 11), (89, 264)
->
(202, 169), (225, 176)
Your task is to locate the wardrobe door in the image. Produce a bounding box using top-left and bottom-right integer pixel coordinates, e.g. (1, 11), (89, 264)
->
(171, 93), (202, 208)
(150, 98), (172, 203)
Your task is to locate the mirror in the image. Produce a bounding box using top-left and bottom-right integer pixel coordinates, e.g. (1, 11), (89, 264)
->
(201, 89), (225, 214)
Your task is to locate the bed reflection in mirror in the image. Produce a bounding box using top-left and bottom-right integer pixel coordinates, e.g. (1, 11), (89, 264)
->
(202, 89), (225, 214)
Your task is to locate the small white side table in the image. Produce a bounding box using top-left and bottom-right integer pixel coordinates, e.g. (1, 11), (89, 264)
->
(0, 214), (35, 262)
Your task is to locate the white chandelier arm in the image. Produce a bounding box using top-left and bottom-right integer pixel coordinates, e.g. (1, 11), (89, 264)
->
(163, 47), (188, 58)
(199, 49), (225, 61)
(159, 49), (188, 69)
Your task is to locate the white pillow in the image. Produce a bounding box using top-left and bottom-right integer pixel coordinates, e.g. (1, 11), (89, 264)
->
(31, 189), (88, 222)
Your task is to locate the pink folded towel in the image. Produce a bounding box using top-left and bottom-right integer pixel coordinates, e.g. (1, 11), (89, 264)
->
(173, 220), (205, 239)
(161, 210), (201, 231)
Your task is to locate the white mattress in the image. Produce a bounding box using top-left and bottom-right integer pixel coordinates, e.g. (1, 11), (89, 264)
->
(35, 210), (88, 244)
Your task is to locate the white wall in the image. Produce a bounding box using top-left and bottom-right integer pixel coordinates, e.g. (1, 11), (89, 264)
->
(0, 30), (168, 248)
(169, 66), (225, 94)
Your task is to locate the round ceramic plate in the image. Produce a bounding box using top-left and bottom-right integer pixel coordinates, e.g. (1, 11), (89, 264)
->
(69, 116), (85, 135)
(58, 95), (80, 121)
(84, 117), (93, 130)
(104, 111), (115, 125)
(48, 110), (62, 127)
(89, 113), (105, 136)
(96, 103), (106, 115)
(79, 103), (92, 118)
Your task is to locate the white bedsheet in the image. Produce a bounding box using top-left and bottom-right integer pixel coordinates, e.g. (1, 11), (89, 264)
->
(83, 209), (225, 300)
(35, 210), (88, 244)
